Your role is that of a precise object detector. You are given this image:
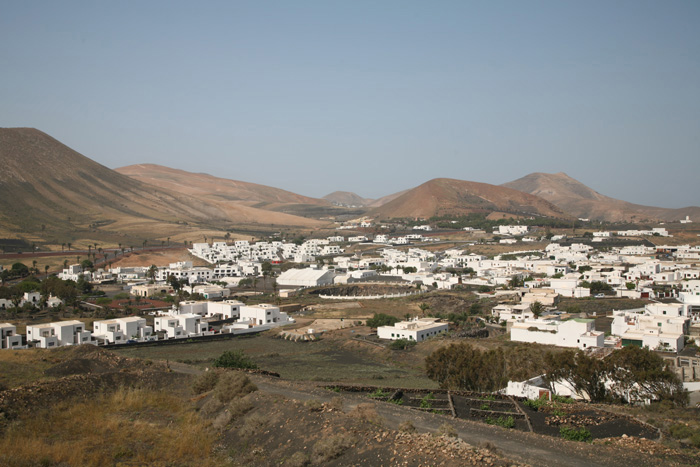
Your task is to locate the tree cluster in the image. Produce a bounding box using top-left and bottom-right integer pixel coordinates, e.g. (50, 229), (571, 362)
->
(365, 313), (399, 328)
(544, 346), (686, 405)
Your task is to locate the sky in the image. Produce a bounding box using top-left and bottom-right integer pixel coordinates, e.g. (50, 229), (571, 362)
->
(1, 1), (699, 207)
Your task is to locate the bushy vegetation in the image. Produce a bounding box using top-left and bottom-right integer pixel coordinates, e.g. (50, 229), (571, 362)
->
(389, 338), (416, 350)
(192, 370), (221, 394)
(544, 346), (687, 405)
(366, 313), (399, 328)
(523, 395), (548, 411)
(212, 350), (258, 370)
(369, 388), (391, 399)
(485, 416), (515, 429)
(213, 372), (257, 403)
(426, 343), (549, 392)
(559, 426), (592, 442)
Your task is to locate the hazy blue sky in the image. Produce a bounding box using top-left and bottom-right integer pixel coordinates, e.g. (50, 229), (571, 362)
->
(2, 1), (699, 207)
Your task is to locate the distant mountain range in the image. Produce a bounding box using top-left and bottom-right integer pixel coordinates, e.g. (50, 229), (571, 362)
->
(367, 178), (567, 220)
(322, 190), (407, 208)
(1, 128), (697, 243)
(0, 128), (326, 240)
(502, 172), (700, 222)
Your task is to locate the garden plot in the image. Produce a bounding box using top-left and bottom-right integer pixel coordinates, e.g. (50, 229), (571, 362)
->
(451, 394), (529, 431)
(519, 398), (659, 440)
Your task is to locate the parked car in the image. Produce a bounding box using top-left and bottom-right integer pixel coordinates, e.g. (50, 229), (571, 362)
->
(595, 293), (605, 298)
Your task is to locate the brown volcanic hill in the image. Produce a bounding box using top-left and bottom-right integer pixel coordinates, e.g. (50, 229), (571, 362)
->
(0, 128), (325, 236)
(117, 164), (328, 209)
(502, 172), (700, 222)
(369, 178), (567, 220)
(366, 189), (410, 208)
(323, 191), (373, 207)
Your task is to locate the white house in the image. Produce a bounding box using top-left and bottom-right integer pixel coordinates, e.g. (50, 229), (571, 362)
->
(0, 323), (23, 349)
(377, 318), (448, 342)
(492, 303), (533, 322)
(93, 317), (154, 344)
(155, 313), (207, 338)
(26, 321), (93, 348)
(277, 267), (335, 287)
(611, 304), (687, 352)
(510, 318), (604, 349)
(496, 225), (528, 236)
(238, 304), (292, 327)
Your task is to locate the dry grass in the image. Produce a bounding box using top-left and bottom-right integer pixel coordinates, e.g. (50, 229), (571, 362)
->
(348, 402), (384, 427)
(311, 433), (357, 464)
(0, 387), (222, 467)
(0, 348), (64, 388)
(214, 371), (257, 403)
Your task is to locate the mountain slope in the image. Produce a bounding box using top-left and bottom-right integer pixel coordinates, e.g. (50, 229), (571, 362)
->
(323, 191), (373, 207)
(502, 172), (700, 222)
(369, 178), (567, 220)
(117, 164), (328, 209)
(0, 128), (324, 236)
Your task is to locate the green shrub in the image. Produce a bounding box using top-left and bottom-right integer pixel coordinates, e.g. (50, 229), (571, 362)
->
(368, 388), (390, 399)
(690, 432), (700, 449)
(523, 395), (548, 411)
(669, 423), (695, 440)
(366, 313), (399, 328)
(212, 350), (258, 370)
(560, 426), (592, 442)
(389, 338), (416, 350)
(552, 394), (574, 404)
(420, 393), (435, 409)
(485, 416), (515, 429)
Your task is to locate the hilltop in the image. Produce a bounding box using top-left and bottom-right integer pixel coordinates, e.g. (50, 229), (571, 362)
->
(323, 191), (374, 207)
(0, 128), (326, 242)
(503, 172), (700, 222)
(369, 178), (568, 220)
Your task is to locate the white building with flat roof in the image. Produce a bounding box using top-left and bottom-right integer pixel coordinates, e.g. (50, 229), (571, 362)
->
(0, 323), (23, 349)
(93, 317), (154, 344)
(155, 313), (207, 339)
(377, 318), (448, 342)
(239, 304), (292, 327)
(510, 318), (604, 350)
(26, 321), (93, 348)
(277, 267), (335, 287)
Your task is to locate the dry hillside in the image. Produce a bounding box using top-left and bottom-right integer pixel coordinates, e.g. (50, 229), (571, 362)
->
(323, 191), (373, 207)
(370, 178), (567, 220)
(117, 164), (328, 208)
(0, 129), (326, 240)
(503, 172), (700, 222)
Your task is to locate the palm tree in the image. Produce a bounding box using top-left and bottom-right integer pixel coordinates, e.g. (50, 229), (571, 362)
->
(67, 242), (72, 251)
(44, 265), (49, 278)
(61, 243), (65, 252)
(418, 302), (430, 317)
